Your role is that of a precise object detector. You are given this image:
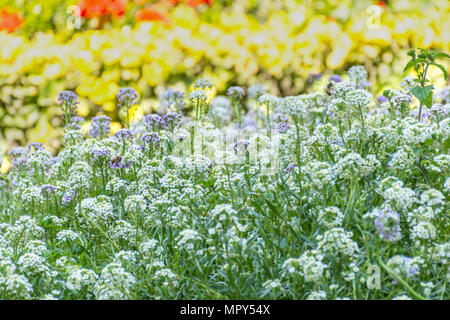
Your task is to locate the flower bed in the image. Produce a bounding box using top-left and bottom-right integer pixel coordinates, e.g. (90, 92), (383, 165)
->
(0, 61), (448, 299)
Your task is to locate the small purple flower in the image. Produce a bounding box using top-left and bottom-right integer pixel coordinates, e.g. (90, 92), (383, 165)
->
(58, 91), (79, 106)
(329, 75), (342, 83)
(27, 142), (44, 152)
(58, 91), (79, 127)
(41, 184), (57, 193)
(161, 113), (182, 131)
(285, 162), (298, 174)
(117, 88), (138, 128)
(109, 156), (132, 169)
(160, 88), (186, 111)
(307, 72), (322, 83)
(141, 132), (161, 148)
(68, 116), (85, 130)
(233, 139), (250, 152)
(193, 79), (213, 90)
(89, 115), (111, 138)
(117, 88), (138, 109)
(358, 80), (371, 89)
(14, 158), (29, 168)
(114, 129), (134, 140)
(377, 95), (389, 104)
(240, 117), (256, 130)
(326, 137), (344, 148)
(227, 86), (245, 100)
(7, 147), (27, 158)
(62, 190), (76, 206)
(277, 121), (289, 133)
(405, 258), (419, 277)
(374, 209), (400, 241)
(46, 156), (59, 168)
(247, 84), (266, 99)
(136, 144), (146, 152)
(8, 147), (28, 168)
(410, 109), (429, 122)
(91, 148), (110, 162)
(144, 114), (163, 131)
(189, 89), (208, 101)
(430, 103), (448, 116)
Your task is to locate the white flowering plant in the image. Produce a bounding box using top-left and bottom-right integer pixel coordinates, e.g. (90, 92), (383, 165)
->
(0, 56), (449, 300)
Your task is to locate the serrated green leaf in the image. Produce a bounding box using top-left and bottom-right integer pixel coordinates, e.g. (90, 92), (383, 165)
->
(410, 85), (434, 108)
(431, 51), (450, 59)
(403, 59), (416, 73)
(431, 62), (448, 80)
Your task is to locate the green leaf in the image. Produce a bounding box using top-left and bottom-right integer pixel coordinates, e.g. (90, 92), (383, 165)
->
(430, 51), (450, 59)
(403, 59), (416, 73)
(410, 85), (434, 108)
(414, 58), (427, 64)
(407, 49), (416, 58)
(431, 62), (448, 80)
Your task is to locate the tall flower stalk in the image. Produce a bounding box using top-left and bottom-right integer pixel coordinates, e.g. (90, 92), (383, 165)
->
(117, 88), (138, 128)
(58, 91), (79, 130)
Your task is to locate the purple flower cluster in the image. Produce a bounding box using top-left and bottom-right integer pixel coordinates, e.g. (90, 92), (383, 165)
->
(377, 95), (389, 105)
(430, 103), (448, 116)
(68, 116), (85, 130)
(117, 87), (138, 110)
(285, 162), (298, 174)
(41, 184), (57, 193)
(233, 139), (250, 152)
(109, 157), (132, 169)
(8, 147), (28, 168)
(46, 156), (59, 168)
(247, 84), (266, 99)
(58, 91), (79, 106)
(62, 190), (76, 206)
(91, 148), (110, 162)
(404, 257), (419, 277)
(160, 88), (186, 111)
(410, 109), (430, 122)
(58, 91), (79, 127)
(114, 129), (134, 140)
(240, 116), (256, 130)
(142, 132), (161, 148)
(161, 113), (182, 131)
(227, 86), (245, 100)
(374, 209), (400, 241)
(193, 79), (213, 90)
(144, 114), (162, 131)
(89, 115), (112, 138)
(143, 113), (182, 132)
(277, 121), (289, 133)
(329, 75), (342, 83)
(307, 72), (322, 83)
(27, 142), (44, 152)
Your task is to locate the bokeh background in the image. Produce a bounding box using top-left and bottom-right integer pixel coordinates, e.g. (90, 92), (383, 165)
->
(0, 0), (449, 154)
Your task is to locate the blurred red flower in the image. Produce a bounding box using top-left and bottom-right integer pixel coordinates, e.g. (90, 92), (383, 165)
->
(0, 7), (24, 33)
(78, 0), (129, 18)
(165, 0), (180, 5)
(377, 1), (387, 9)
(132, 0), (211, 8)
(135, 6), (167, 22)
(185, 0), (213, 7)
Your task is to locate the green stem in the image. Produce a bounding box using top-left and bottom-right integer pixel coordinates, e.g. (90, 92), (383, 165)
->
(377, 256), (426, 300)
